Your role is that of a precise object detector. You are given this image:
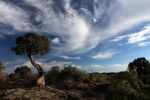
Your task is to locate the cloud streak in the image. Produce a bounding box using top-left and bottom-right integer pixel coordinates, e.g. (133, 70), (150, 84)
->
(92, 50), (116, 59)
(111, 24), (150, 46)
(82, 63), (128, 72)
(0, 1), (31, 32)
(0, 0), (150, 55)
(60, 55), (81, 60)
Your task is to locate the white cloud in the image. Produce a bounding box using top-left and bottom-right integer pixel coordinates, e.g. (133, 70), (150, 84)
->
(24, 0), (94, 54)
(92, 51), (116, 59)
(1, 0), (150, 55)
(138, 42), (150, 47)
(111, 24), (150, 46)
(0, 1), (31, 32)
(52, 38), (60, 45)
(104, 0), (150, 35)
(91, 64), (127, 69)
(110, 35), (127, 42)
(60, 55), (81, 60)
(127, 24), (150, 44)
(83, 63), (128, 72)
(90, 65), (104, 68)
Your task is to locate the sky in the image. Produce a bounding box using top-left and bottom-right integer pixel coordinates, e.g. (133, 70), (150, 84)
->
(0, 0), (150, 73)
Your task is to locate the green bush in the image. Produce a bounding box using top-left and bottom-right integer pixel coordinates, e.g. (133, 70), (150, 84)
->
(46, 66), (60, 85)
(108, 80), (141, 100)
(59, 66), (83, 81)
(140, 74), (150, 84)
(9, 66), (33, 83)
(107, 72), (146, 100)
(88, 72), (107, 83)
(79, 71), (89, 82)
(0, 62), (7, 82)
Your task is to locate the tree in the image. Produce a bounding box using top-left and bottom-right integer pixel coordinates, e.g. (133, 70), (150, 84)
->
(128, 57), (150, 84)
(12, 33), (50, 86)
(128, 57), (150, 76)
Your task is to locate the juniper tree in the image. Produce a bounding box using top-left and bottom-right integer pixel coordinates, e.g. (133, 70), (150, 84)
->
(12, 32), (50, 86)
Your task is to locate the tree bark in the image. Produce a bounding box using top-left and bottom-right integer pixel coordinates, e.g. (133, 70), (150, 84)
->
(28, 54), (45, 86)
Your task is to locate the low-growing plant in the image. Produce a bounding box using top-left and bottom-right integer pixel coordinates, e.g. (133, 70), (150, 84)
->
(46, 66), (60, 85)
(107, 71), (147, 100)
(88, 72), (107, 83)
(9, 66), (33, 83)
(0, 62), (7, 82)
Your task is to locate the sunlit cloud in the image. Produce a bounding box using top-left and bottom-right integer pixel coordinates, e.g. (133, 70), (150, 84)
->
(51, 38), (61, 45)
(60, 55), (81, 60)
(92, 50), (116, 59)
(111, 24), (150, 46)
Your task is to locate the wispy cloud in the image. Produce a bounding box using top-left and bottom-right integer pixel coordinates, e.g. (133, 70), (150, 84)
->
(0, 1), (31, 32)
(91, 64), (127, 69)
(84, 63), (128, 72)
(127, 24), (150, 44)
(92, 50), (116, 59)
(138, 42), (150, 47)
(0, 0), (150, 55)
(111, 24), (150, 46)
(60, 55), (81, 60)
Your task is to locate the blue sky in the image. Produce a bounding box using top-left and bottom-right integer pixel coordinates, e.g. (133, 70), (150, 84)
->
(0, 0), (150, 73)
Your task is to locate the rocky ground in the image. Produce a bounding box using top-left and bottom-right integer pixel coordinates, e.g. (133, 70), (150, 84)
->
(0, 82), (108, 100)
(0, 86), (68, 100)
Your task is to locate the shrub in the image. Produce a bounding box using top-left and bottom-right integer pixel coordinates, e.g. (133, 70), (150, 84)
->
(107, 80), (140, 100)
(0, 62), (7, 82)
(107, 72), (145, 100)
(59, 66), (83, 81)
(46, 66), (60, 85)
(79, 71), (89, 83)
(9, 66), (33, 83)
(88, 72), (107, 83)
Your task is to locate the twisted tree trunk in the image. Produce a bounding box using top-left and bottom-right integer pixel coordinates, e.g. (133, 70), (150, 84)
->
(28, 54), (45, 86)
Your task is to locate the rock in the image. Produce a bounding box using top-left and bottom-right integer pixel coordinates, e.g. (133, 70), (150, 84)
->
(0, 86), (66, 100)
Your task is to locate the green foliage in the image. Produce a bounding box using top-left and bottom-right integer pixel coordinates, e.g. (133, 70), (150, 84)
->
(46, 66), (60, 84)
(140, 74), (150, 84)
(9, 66), (33, 82)
(107, 71), (149, 100)
(88, 72), (107, 83)
(0, 62), (7, 82)
(128, 57), (150, 76)
(108, 80), (140, 100)
(12, 32), (50, 56)
(78, 71), (89, 82)
(15, 66), (31, 73)
(46, 65), (109, 90)
(59, 66), (83, 81)
(128, 57), (150, 84)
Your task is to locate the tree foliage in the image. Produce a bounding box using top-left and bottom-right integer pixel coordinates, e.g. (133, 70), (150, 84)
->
(107, 72), (148, 100)
(12, 32), (50, 56)
(9, 66), (33, 83)
(11, 33), (50, 86)
(128, 57), (150, 76)
(46, 66), (60, 84)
